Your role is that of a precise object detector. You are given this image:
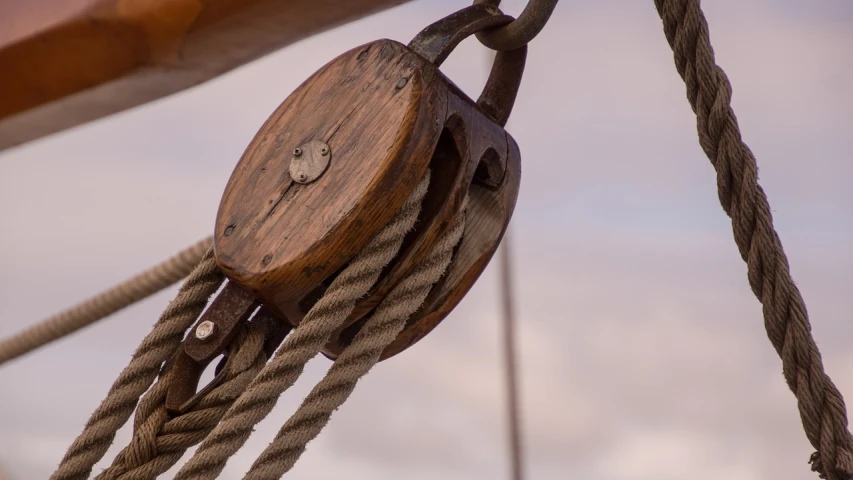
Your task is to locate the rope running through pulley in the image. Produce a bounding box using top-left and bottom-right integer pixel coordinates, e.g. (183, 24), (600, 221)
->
(0, 1), (848, 479)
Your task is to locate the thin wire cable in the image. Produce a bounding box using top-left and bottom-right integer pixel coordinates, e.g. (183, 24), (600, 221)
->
(485, 42), (525, 479)
(500, 229), (524, 480)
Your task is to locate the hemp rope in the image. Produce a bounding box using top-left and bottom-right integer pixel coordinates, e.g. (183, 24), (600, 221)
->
(0, 237), (214, 366)
(654, 1), (853, 478)
(95, 320), (270, 480)
(51, 249), (225, 480)
(172, 172), (431, 480)
(245, 197), (468, 479)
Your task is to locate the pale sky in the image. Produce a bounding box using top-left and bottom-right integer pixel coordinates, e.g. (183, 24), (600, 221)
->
(1, 1), (851, 479)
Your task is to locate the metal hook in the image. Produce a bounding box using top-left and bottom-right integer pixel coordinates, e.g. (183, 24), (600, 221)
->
(473, 0), (559, 51)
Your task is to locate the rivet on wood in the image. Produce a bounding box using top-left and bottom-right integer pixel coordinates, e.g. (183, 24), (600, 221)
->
(289, 140), (332, 184)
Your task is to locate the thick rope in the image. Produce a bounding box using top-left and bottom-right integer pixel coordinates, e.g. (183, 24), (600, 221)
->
(653, 1), (853, 478)
(244, 198), (468, 479)
(51, 249), (225, 480)
(172, 172), (431, 480)
(0, 237), (214, 366)
(95, 321), (269, 480)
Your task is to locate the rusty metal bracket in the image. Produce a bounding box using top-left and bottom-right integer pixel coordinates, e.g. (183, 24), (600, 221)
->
(164, 304), (291, 414)
(165, 282), (260, 414)
(408, 3), (526, 127)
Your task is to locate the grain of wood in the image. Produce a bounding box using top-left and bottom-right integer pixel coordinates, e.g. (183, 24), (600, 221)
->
(0, 0), (412, 151)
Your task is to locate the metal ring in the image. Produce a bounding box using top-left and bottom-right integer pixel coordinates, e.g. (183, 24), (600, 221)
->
(473, 0), (559, 51)
(408, 4), (527, 126)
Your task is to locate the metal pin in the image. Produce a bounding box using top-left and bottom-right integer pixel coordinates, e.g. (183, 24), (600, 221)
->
(195, 320), (216, 341)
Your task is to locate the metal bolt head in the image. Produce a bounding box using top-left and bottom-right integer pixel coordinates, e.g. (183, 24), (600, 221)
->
(293, 147), (303, 157)
(195, 320), (216, 341)
(396, 77), (408, 89)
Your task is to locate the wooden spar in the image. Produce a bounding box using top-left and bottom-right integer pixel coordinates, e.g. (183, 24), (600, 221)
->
(0, 0), (411, 153)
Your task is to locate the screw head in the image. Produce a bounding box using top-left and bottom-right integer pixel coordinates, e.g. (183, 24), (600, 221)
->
(320, 146), (329, 155)
(293, 147), (303, 157)
(396, 77), (408, 89)
(298, 173), (307, 181)
(195, 320), (216, 341)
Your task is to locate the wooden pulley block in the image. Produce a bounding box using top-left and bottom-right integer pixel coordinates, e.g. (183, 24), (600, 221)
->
(213, 4), (525, 363)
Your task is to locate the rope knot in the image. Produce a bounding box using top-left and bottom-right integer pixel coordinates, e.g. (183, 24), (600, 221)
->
(94, 322), (269, 480)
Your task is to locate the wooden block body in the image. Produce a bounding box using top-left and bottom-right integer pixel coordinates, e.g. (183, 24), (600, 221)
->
(215, 38), (520, 360)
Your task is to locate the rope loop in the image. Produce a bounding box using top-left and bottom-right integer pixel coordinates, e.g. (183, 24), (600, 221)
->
(473, 0), (559, 51)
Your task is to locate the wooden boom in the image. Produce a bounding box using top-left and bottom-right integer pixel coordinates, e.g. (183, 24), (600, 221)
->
(0, 0), (411, 152)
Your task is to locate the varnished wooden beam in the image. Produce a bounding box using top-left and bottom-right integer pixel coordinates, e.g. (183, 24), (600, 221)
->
(0, 0), (412, 152)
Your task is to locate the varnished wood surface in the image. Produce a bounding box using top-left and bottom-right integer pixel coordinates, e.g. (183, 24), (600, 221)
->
(215, 39), (442, 316)
(331, 80), (521, 361)
(0, 0), (411, 152)
(214, 36), (520, 360)
(380, 129), (520, 359)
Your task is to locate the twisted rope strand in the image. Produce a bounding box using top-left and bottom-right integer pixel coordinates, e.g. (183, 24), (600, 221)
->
(173, 172), (432, 480)
(653, 1), (853, 478)
(96, 321), (269, 480)
(51, 249), (225, 480)
(244, 198), (468, 480)
(0, 237), (214, 366)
